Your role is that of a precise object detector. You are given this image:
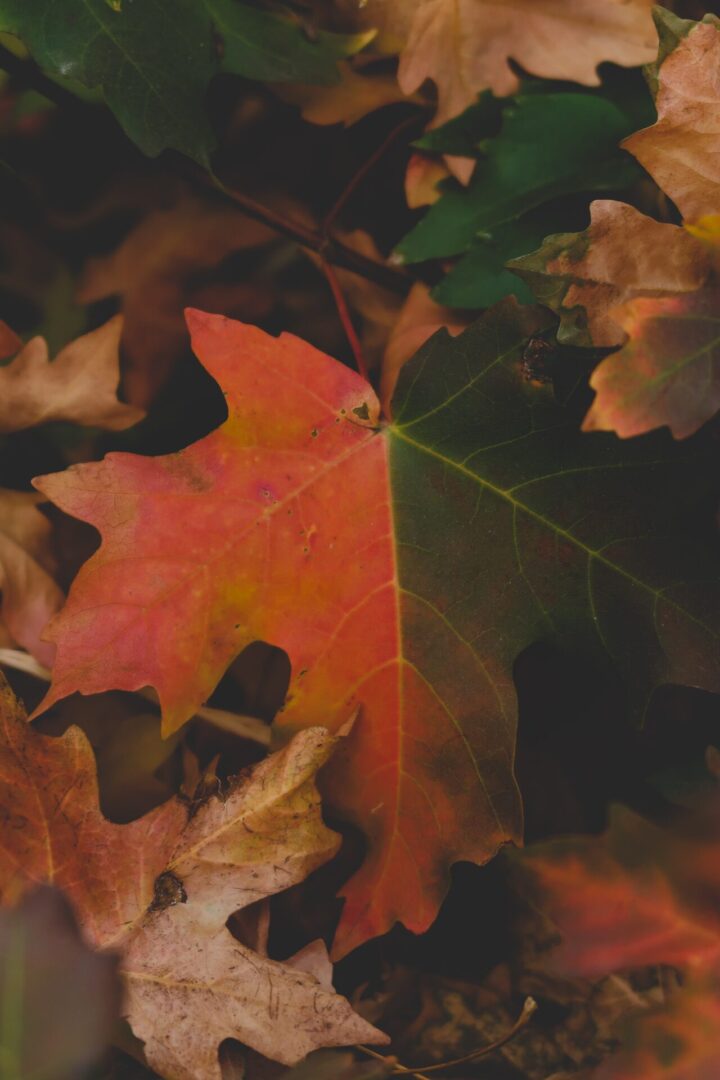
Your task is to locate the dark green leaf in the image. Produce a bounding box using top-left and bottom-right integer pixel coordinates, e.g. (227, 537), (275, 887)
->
(396, 93), (642, 263)
(207, 0), (370, 85)
(389, 300), (720, 724)
(431, 213), (567, 309)
(0, 0), (218, 164)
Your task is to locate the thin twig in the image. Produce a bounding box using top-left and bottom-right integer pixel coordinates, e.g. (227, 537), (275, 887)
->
(0, 648), (271, 746)
(320, 257), (369, 381)
(357, 1046), (431, 1080)
(323, 113), (421, 236)
(210, 174), (411, 294)
(0, 45), (413, 295)
(358, 996), (537, 1077)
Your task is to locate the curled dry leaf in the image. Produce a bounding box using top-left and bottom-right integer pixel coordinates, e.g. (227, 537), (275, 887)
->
(515, 14), (720, 439)
(583, 289), (720, 439)
(396, 0), (657, 125)
(0, 488), (63, 667)
(31, 304), (720, 956)
(623, 18), (720, 221)
(510, 200), (709, 348)
(0, 316), (143, 432)
(0, 676), (385, 1078)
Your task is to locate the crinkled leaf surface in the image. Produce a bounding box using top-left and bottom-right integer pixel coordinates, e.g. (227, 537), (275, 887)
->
(0, 677), (383, 1078)
(32, 303), (720, 957)
(583, 290), (720, 439)
(510, 200), (709, 347)
(396, 93), (643, 263)
(0, 887), (121, 1080)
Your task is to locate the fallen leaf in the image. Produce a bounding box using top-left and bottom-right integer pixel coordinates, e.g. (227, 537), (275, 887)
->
(0, 886), (121, 1079)
(524, 800), (720, 1077)
(77, 197), (277, 406)
(510, 200), (710, 347)
(380, 282), (467, 411)
(396, 0), (657, 125)
(0, 488), (63, 666)
(583, 289), (720, 439)
(0, 675), (384, 1078)
(32, 304), (720, 956)
(623, 18), (720, 221)
(0, 316), (143, 432)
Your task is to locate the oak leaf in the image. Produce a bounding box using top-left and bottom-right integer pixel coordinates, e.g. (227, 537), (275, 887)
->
(31, 303), (720, 956)
(0, 488), (63, 667)
(513, 14), (720, 439)
(0, 316), (143, 432)
(510, 200), (710, 348)
(396, 0), (657, 125)
(0, 677), (384, 1078)
(623, 18), (720, 222)
(583, 290), (720, 439)
(525, 801), (720, 1077)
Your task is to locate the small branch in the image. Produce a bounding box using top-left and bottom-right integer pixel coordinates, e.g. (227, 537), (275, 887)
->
(0, 648), (271, 746)
(358, 997), (537, 1077)
(211, 174), (411, 295)
(320, 257), (368, 381)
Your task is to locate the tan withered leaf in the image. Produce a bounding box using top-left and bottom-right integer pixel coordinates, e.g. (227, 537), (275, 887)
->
(0, 488), (63, 666)
(0, 678), (385, 1078)
(78, 196), (278, 406)
(0, 316), (143, 432)
(510, 200), (710, 347)
(396, 0), (657, 125)
(623, 18), (720, 221)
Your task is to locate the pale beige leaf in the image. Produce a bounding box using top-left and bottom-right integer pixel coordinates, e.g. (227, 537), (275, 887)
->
(0, 317), (143, 432)
(0, 679), (387, 1076)
(624, 21), (720, 221)
(124, 905), (380, 1080)
(397, 0), (657, 124)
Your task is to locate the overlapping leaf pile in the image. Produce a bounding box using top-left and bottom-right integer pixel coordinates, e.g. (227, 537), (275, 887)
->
(1, 1), (720, 1077)
(513, 10), (720, 440)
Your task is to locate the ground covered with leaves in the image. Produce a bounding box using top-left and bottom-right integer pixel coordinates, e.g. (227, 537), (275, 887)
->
(1, 1), (720, 1078)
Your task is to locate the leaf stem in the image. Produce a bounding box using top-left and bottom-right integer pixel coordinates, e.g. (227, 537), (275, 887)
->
(211, 174), (411, 294)
(358, 996), (537, 1076)
(319, 257), (369, 381)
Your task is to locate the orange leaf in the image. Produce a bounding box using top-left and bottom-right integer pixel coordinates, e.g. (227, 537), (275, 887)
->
(0, 677), (384, 1077)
